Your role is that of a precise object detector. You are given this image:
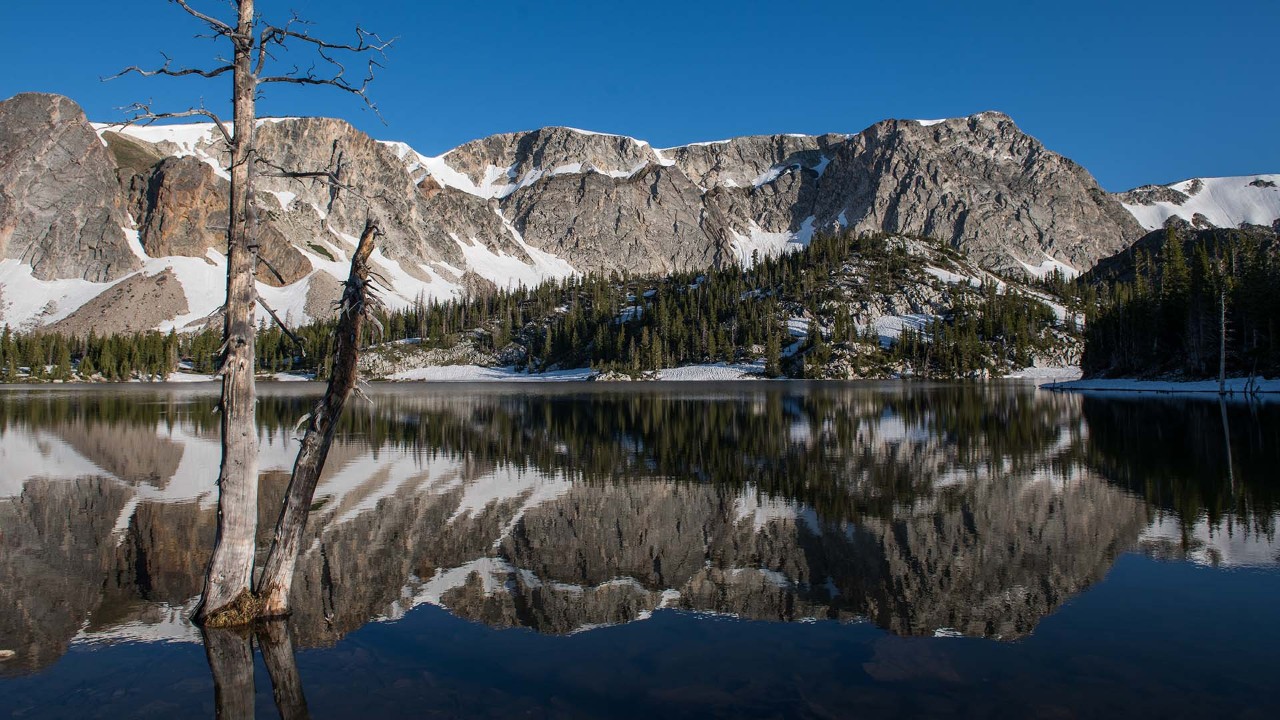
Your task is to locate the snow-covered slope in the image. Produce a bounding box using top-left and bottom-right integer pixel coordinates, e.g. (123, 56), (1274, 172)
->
(1118, 174), (1280, 230)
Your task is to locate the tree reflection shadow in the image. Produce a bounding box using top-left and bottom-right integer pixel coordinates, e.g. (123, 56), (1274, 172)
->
(202, 621), (309, 720)
(257, 622), (309, 720)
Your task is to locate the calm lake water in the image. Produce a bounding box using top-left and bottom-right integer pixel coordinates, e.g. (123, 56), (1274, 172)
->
(0, 382), (1277, 719)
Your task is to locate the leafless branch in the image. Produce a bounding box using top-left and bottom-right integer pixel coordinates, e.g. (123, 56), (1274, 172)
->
(170, 0), (233, 34)
(256, 154), (376, 212)
(256, 22), (395, 122)
(269, 23), (393, 55)
(256, 253), (287, 285)
(104, 53), (234, 82)
(108, 100), (233, 146)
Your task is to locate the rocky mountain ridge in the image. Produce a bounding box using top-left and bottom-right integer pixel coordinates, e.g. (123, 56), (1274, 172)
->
(2, 91), (1269, 337)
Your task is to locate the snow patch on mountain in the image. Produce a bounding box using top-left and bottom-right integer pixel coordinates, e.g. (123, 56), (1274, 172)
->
(729, 217), (816, 265)
(1120, 174), (1280, 230)
(868, 314), (933, 346)
(1014, 253), (1079, 280)
(0, 261), (111, 329)
(94, 121), (229, 180)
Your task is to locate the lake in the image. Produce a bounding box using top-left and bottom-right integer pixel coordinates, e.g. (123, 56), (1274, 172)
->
(1, 382), (1277, 718)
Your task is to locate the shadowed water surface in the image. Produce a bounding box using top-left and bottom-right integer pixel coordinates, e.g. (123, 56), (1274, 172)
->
(0, 382), (1277, 718)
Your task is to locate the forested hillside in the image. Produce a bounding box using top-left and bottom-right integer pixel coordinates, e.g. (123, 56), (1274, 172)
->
(1082, 226), (1280, 378)
(0, 232), (1081, 382)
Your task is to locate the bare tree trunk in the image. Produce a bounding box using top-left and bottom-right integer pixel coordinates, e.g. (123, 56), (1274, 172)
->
(199, 0), (262, 626)
(202, 626), (256, 720)
(1219, 284), (1227, 395)
(257, 219), (378, 617)
(256, 621), (310, 720)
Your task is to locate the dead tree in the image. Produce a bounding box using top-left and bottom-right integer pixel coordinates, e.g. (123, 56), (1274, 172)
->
(257, 219), (380, 617)
(112, 0), (390, 626)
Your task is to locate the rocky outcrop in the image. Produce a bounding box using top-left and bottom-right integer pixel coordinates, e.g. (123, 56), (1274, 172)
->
(661, 134), (834, 190)
(817, 114), (1145, 272)
(444, 126), (660, 184)
(505, 164), (729, 274)
(458, 118), (1143, 276)
(0, 93), (139, 281)
(132, 156), (227, 259)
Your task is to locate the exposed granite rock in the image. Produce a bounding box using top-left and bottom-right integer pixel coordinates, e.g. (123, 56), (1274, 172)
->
(357, 338), (497, 378)
(444, 126), (660, 185)
(0, 93), (139, 281)
(252, 117), (480, 277)
(1113, 183), (1190, 206)
(504, 164), (728, 274)
(133, 156), (227, 258)
(660, 134), (831, 190)
(812, 114), (1144, 272)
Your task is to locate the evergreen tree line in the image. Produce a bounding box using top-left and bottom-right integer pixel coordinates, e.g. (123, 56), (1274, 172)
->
(0, 231), (1078, 382)
(1, 326), (178, 382)
(1082, 229), (1280, 378)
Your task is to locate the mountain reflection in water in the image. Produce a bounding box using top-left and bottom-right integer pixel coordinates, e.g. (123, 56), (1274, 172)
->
(0, 383), (1277, 710)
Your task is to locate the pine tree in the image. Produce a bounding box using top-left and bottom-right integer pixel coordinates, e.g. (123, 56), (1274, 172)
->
(53, 340), (72, 381)
(764, 322), (782, 377)
(79, 351), (97, 380)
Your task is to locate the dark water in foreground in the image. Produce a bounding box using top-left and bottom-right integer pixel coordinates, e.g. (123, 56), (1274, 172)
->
(0, 382), (1277, 719)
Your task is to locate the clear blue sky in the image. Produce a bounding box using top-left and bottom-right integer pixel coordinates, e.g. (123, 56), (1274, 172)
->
(2, 0), (1276, 190)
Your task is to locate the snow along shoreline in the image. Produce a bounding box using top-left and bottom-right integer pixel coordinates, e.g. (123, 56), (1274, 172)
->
(147, 363), (1079, 384)
(1045, 376), (1280, 397)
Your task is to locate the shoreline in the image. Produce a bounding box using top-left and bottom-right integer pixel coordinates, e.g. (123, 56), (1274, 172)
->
(1046, 376), (1280, 396)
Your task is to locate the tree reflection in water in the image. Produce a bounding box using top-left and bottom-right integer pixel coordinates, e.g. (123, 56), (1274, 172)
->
(201, 621), (309, 720)
(0, 383), (1275, 683)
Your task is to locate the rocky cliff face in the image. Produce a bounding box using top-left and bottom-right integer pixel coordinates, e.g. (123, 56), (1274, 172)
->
(0, 93), (139, 282)
(821, 114), (1144, 273)
(0, 94), (1151, 331)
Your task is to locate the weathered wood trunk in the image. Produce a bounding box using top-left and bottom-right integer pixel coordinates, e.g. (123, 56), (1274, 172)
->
(198, 0), (262, 625)
(257, 219), (378, 617)
(202, 627), (256, 720)
(1219, 284), (1227, 395)
(257, 621), (310, 720)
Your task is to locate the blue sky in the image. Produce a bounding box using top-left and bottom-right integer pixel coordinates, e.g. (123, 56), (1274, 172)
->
(1, 0), (1276, 190)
